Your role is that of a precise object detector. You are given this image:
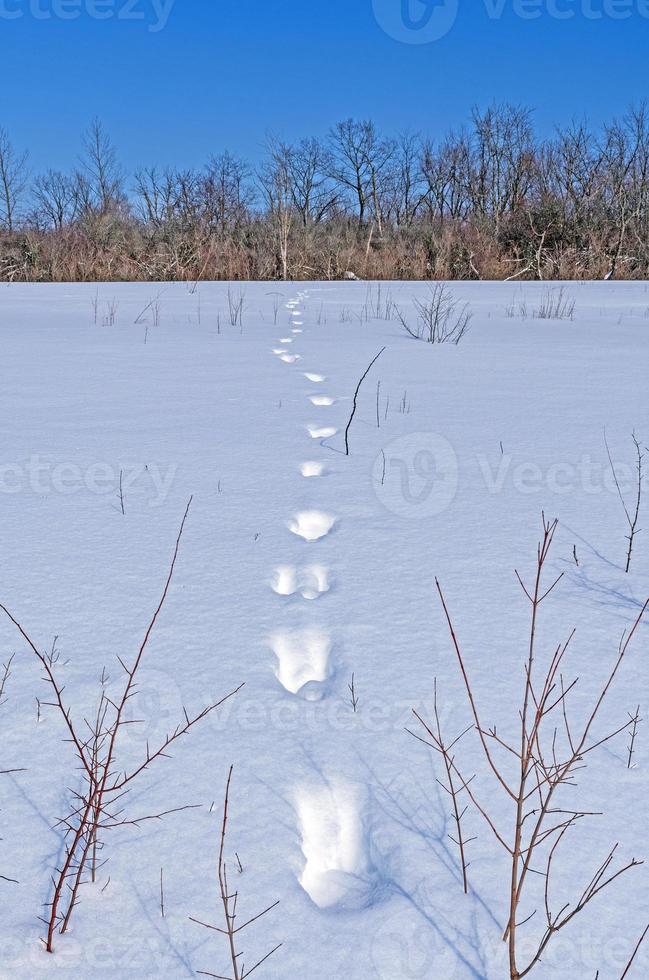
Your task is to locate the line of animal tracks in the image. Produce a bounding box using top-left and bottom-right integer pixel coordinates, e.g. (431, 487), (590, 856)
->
(267, 292), (378, 913)
(269, 291), (337, 703)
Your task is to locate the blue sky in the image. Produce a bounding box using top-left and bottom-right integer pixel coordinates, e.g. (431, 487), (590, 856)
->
(0, 0), (647, 175)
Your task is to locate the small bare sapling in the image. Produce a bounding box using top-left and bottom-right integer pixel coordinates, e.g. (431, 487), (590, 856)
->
(396, 282), (472, 344)
(408, 679), (474, 894)
(0, 499), (243, 952)
(348, 673), (359, 713)
(190, 766), (282, 979)
(533, 286), (576, 321)
(413, 515), (648, 979)
(228, 287), (246, 329)
(103, 298), (118, 326)
(627, 705), (642, 769)
(605, 431), (644, 573)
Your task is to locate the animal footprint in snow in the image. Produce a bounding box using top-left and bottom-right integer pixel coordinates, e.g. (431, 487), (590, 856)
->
(272, 348), (288, 355)
(309, 396), (335, 406)
(288, 510), (335, 542)
(295, 781), (379, 910)
(307, 424), (337, 440)
(279, 337), (293, 343)
(269, 628), (332, 700)
(304, 373), (325, 383)
(300, 461), (326, 478)
(292, 328), (303, 334)
(271, 564), (330, 600)
(280, 354), (301, 364)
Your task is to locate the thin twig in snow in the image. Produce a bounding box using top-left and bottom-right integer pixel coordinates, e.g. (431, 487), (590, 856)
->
(344, 347), (386, 456)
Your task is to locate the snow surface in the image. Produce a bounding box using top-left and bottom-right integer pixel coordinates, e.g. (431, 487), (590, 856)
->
(0, 280), (648, 978)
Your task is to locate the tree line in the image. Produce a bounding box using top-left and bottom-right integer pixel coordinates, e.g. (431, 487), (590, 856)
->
(1, 104), (649, 282)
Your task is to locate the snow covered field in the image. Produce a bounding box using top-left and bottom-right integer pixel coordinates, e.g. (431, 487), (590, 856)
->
(0, 280), (647, 979)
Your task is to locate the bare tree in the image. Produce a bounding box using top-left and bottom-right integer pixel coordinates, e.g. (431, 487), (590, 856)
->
(385, 131), (426, 228)
(134, 166), (179, 227)
(468, 103), (536, 232)
(31, 170), (79, 230)
(0, 128), (29, 231)
(259, 140), (294, 280)
(600, 105), (648, 279)
(8, 104), (649, 281)
(79, 118), (125, 216)
(270, 137), (337, 227)
(327, 119), (394, 231)
(203, 152), (254, 235)
(421, 130), (473, 224)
